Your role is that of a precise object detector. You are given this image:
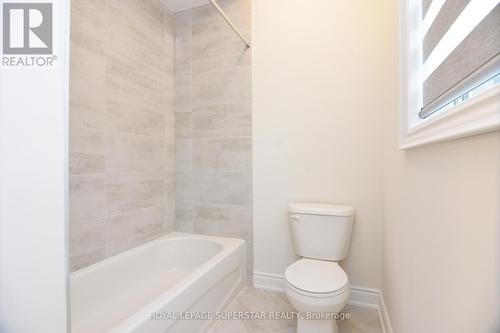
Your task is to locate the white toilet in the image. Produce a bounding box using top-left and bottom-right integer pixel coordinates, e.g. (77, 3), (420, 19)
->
(285, 203), (355, 333)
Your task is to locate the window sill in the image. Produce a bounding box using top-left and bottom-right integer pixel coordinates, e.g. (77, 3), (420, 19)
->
(399, 85), (500, 150)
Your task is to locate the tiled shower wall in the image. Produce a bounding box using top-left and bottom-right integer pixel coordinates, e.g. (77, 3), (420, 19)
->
(174, 0), (253, 274)
(69, 0), (175, 271)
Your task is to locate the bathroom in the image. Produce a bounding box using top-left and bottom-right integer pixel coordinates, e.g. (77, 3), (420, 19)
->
(0, 0), (499, 332)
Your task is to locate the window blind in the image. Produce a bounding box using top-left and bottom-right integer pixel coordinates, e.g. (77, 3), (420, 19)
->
(420, 0), (500, 118)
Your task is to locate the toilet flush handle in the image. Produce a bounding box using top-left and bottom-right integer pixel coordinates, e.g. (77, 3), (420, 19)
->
(289, 214), (301, 221)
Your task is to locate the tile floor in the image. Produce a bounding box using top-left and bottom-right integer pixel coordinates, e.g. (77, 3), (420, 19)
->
(207, 287), (384, 333)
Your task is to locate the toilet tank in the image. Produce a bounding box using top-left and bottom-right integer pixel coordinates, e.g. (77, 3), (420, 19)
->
(289, 203), (355, 261)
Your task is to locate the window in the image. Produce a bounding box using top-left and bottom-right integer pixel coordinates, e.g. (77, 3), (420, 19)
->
(400, 0), (500, 149)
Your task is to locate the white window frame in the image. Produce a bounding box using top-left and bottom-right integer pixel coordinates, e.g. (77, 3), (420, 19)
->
(399, 0), (500, 150)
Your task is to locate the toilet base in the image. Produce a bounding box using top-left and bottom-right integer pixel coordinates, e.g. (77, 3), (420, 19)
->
(297, 318), (338, 333)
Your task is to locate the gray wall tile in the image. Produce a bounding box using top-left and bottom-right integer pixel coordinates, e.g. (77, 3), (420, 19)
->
(107, 101), (165, 138)
(106, 173), (165, 216)
(165, 111), (176, 173)
(192, 103), (251, 138)
(175, 203), (194, 233)
(175, 10), (193, 72)
(164, 203), (176, 232)
(193, 137), (251, 172)
(69, 175), (106, 224)
(69, 31), (106, 130)
(106, 206), (164, 256)
(165, 172), (176, 204)
(245, 241), (253, 277)
(106, 133), (165, 174)
(69, 0), (175, 271)
(106, 3), (166, 70)
(106, 54), (167, 109)
(70, 0), (106, 42)
(70, 0), (252, 274)
(175, 112), (192, 139)
(69, 220), (106, 271)
(175, 139), (192, 172)
(194, 172), (252, 206)
(69, 127), (105, 175)
(174, 0), (253, 274)
(192, 67), (252, 108)
(176, 172), (193, 204)
(194, 205), (252, 241)
(165, 136), (176, 173)
(175, 70), (192, 113)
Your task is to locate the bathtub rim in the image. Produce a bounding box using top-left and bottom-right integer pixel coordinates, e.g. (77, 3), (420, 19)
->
(70, 232), (238, 278)
(70, 232), (246, 333)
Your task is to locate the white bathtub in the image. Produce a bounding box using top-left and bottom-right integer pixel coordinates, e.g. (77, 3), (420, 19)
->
(70, 233), (246, 333)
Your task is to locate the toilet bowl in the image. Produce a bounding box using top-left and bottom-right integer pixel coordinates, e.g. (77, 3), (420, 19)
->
(285, 203), (355, 333)
(285, 258), (350, 333)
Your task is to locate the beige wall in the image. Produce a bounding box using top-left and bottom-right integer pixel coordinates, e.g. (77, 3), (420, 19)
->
(174, 0), (253, 274)
(252, 0), (385, 288)
(253, 6), (499, 333)
(382, 1), (500, 332)
(69, 0), (175, 271)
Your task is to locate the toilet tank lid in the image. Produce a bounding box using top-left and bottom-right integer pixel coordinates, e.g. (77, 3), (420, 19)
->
(289, 203), (355, 216)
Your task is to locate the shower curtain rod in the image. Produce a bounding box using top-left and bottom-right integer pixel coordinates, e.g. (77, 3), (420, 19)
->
(208, 0), (251, 48)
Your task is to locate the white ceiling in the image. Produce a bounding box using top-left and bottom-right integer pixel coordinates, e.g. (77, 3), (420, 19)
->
(161, 0), (209, 12)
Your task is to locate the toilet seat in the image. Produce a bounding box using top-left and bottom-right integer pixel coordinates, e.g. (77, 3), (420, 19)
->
(285, 258), (348, 297)
(286, 280), (349, 299)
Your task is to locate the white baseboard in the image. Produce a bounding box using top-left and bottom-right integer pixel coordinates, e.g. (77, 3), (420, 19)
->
(253, 271), (286, 292)
(347, 286), (380, 309)
(378, 289), (393, 333)
(253, 271), (393, 333)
